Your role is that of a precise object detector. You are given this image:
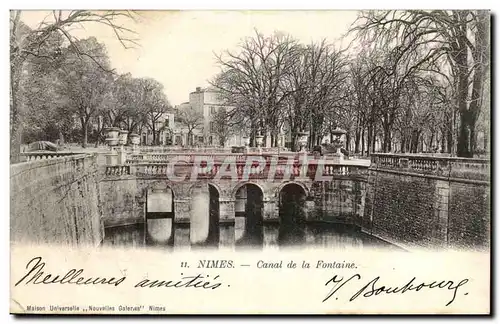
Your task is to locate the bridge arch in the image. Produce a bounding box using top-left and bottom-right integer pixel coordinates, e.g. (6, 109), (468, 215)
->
(187, 182), (223, 198)
(231, 181), (266, 199)
(274, 181), (310, 199)
(143, 180), (178, 198)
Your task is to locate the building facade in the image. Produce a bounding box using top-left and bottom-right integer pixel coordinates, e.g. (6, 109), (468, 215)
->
(176, 87), (244, 147)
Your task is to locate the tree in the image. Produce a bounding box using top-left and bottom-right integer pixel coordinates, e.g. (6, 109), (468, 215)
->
(351, 10), (490, 157)
(211, 30), (301, 147)
(211, 107), (237, 147)
(139, 78), (171, 145)
(56, 37), (114, 148)
(177, 105), (204, 146)
(10, 10), (138, 162)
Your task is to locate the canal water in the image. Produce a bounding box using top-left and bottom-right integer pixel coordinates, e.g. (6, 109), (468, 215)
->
(102, 222), (398, 251)
(102, 183), (399, 251)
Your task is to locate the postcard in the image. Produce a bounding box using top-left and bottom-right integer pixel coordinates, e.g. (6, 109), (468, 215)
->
(9, 9), (491, 315)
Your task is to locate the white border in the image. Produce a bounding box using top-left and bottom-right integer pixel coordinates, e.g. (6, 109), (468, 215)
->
(2, 1), (498, 323)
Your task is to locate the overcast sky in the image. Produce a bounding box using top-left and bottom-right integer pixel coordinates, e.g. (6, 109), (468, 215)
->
(20, 10), (359, 105)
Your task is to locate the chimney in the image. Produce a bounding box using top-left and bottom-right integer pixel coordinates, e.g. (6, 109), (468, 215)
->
(196, 87), (202, 92)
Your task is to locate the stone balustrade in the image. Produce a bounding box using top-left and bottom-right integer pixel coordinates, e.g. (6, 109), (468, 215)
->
(126, 151), (300, 164)
(371, 153), (489, 182)
(19, 151), (81, 162)
(126, 146), (289, 154)
(105, 165), (131, 176)
(111, 158), (369, 182)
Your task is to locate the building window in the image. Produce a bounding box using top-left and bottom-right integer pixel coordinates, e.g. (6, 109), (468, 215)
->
(210, 122), (214, 132)
(210, 106), (216, 114)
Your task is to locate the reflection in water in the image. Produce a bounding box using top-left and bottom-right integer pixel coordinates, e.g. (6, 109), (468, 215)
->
(103, 221), (397, 250)
(191, 185), (220, 250)
(103, 184), (397, 250)
(278, 184), (306, 247)
(235, 184), (263, 249)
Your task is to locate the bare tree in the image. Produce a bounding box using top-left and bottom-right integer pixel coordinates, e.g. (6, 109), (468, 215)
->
(211, 107), (237, 147)
(211, 30), (301, 147)
(139, 78), (171, 145)
(350, 10), (490, 157)
(177, 105), (204, 146)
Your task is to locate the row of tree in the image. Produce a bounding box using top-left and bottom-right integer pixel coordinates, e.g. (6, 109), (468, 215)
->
(16, 35), (176, 149)
(211, 10), (490, 157)
(10, 11), (208, 162)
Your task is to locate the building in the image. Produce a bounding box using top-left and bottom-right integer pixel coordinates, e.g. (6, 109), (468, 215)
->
(140, 112), (175, 146)
(175, 87), (244, 147)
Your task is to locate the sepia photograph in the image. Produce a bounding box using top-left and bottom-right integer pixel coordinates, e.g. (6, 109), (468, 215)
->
(8, 7), (491, 315)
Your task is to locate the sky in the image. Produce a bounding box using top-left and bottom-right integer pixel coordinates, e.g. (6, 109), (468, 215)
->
(19, 10), (359, 106)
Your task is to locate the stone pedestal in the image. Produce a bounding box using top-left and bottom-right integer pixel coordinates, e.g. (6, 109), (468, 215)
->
(117, 146), (127, 165)
(325, 150), (344, 163)
(105, 151), (118, 166)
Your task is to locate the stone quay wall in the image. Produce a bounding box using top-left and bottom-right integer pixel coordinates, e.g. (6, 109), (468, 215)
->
(10, 154), (103, 247)
(364, 153), (490, 250)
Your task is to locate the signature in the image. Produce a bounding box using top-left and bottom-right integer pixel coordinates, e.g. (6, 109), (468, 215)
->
(323, 274), (469, 306)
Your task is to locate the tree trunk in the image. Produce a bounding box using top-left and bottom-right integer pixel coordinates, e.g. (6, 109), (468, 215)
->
(152, 123), (157, 146)
(354, 127), (361, 153)
(10, 60), (23, 163)
(361, 127), (365, 156)
(367, 124), (372, 156)
(371, 128), (376, 154)
(457, 111), (474, 157)
(81, 118), (89, 148)
(440, 128), (446, 153)
(401, 132), (406, 153)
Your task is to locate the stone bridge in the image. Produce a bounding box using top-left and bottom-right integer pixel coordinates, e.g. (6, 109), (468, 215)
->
(100, 152), (370, 227)
(13, 150), (490, 250)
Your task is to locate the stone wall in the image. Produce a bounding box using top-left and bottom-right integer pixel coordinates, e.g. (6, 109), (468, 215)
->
(99, 169), (369, 228)
(10, 154), (103, 247)
(308, 180), (366, 225)
(99, 178), (143, 227)
(364, 154), (490, 250)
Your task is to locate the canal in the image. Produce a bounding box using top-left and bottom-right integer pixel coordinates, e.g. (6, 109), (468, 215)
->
(102, 222), (398, 250)
(102, 182), (399, 251)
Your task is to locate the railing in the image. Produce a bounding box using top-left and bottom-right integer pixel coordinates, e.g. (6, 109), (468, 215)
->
(371, 153), (490, 182)
(105, 165), (131, 176)
(126, 151), (301, 164)
(110, 158), (369, 182)
(126, 146), (290, 154)
(19, 151), (82, 162)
